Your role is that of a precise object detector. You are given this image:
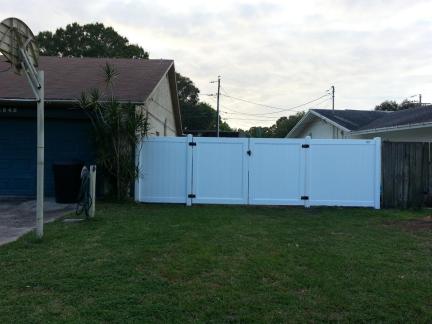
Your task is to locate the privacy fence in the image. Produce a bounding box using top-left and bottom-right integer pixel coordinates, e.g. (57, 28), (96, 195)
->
(135, 136), (381, 208)
(382, 141), (432, 208)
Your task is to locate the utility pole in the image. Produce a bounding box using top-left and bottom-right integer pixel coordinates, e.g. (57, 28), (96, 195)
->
(419, 94), (422, 107)
(216, 76), (221, 137)
(331, 85), (335, 111)
(211, 76), (221, 137)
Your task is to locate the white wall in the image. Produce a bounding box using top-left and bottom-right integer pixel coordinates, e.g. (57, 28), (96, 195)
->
(296, 118), (344, 139)
(294, 116), (431, 142)
(141, 74), (177, 136)
(349, 126), (432, 142)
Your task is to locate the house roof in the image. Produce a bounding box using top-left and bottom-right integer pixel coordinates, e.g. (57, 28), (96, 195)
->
(288, 106), (432, 138)
(354, 105), (432, 133)
(312, 109), (388, 131)
(0, 56), (174, 103)
(0, 55), (183, 135)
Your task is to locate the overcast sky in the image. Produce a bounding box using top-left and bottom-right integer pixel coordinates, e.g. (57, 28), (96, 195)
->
(5, 0), (432, 129)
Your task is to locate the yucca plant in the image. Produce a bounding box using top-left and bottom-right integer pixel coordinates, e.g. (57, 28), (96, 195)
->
(80, 63), (148, 200)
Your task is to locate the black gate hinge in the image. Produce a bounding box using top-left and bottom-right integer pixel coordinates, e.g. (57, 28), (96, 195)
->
(301, 196), (309, 200)
(302, 144), (310, 148)
(188, 194), (196, 198)
(189, 142), (196, 146)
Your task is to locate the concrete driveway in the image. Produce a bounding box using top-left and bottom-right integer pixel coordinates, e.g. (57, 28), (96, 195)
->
(0, 198), (74, 246)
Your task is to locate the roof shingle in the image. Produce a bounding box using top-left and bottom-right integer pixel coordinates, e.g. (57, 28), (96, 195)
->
(312, 109), (388, 131)
(356, 105), (432, 131)
(0, 56), (173, 102)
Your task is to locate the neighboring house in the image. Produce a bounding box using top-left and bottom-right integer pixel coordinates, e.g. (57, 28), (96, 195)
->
(0, 56), (182, 197)
(287, 107), (432, 142)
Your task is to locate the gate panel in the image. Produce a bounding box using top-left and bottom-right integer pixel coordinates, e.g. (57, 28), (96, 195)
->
(135, 136), (190, 203)
(306, 139), (380, 207)
(192, 138), (248, 204)
(249, 139), (305, 205)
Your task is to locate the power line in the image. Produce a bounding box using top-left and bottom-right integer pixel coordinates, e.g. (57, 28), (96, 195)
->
(220, 93), (330, 115)
(222, 106), (282, 117)
(223, 108), (279, 120)
(221, 111), (277, 121)
(220, 96), (331, 117)
(221, 117), (278, 122)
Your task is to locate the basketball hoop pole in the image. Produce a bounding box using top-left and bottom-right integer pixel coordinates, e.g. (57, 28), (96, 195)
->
(19, 51), (45, 239)
(36, 70), (44, 238)
(0, 17), (44, 238)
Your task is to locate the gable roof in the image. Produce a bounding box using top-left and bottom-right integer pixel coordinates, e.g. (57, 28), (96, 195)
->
(312, 109), (388, 131)
(288, 106), (432, 138)
(354, 105), (432, 133)
(0, 55), (182, 134)
(0, 56), (174, 102)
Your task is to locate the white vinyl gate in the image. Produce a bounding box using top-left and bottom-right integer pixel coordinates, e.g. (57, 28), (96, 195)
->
(135, 136), (381, 208)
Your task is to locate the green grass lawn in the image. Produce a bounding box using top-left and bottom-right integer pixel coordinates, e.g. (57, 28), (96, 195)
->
(0, 204), (431, 323)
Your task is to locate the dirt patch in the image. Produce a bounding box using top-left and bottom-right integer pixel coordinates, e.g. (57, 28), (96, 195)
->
(384, 216), (432, 232)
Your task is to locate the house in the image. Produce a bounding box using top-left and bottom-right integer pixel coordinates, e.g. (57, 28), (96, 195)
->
(287, 107), (432, 142)
(0, 56), (182, 197)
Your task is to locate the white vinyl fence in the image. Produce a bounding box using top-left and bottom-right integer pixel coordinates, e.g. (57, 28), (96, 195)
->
(135, 136), (381, 208)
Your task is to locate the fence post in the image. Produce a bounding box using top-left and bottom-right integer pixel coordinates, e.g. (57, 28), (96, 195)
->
(134, 141), (142, 202)
(89, 165), (97, 218)
(304, 136), (311, 208)
(186, 134), (193, 206)
(374, 137), (381, 209)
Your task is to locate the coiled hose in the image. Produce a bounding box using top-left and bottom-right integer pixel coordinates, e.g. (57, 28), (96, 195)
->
(76, 166), (92, 219)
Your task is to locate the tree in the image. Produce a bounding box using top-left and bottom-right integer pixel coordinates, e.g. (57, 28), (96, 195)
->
(375, 99), (418, 111)
(176, 73), (199, 106)
(36, 22), (148, 58)
(181, 101), (231, 131)
(398, 99), (418, 110)
(243, 112), (305, 138)
(268, 112), (305, 138)
(80, 64), (149, 200)
(375, 100), (399, 111)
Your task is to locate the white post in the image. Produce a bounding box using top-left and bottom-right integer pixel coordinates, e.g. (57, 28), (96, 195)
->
(89, 165), (97, 218)
(36, 70), (44, 238)
(374, 137), (382, 209)
(134, 142), (142, 202)
(303, 136), (311, 208)
(186, 134), (193, 206)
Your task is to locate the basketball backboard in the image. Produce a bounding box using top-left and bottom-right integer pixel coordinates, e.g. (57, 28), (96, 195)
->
(0, 17), (39, 74)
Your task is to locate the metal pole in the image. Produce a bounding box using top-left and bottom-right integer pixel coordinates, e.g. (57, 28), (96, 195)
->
(216, 76), (221, 137)
(331, 85), (335, 111)
(36, 70), (44, 238)
(419, 94), (422, 107)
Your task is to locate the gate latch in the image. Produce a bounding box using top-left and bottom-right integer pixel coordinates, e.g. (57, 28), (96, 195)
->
(302, 144), (310, 148)
(189, 142), (196, 146)
(301, 196), (309, 200)
(188, 194), (196, 198)
(247, 150), (252, 156)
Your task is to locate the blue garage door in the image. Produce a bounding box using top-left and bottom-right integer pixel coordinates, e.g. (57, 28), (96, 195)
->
(0, 118), (95, 197)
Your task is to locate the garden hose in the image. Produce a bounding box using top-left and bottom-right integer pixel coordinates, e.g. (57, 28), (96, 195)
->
(76, 166), (92, 219)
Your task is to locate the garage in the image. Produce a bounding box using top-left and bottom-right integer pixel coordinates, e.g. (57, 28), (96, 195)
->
(0, 115), (94, 197)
